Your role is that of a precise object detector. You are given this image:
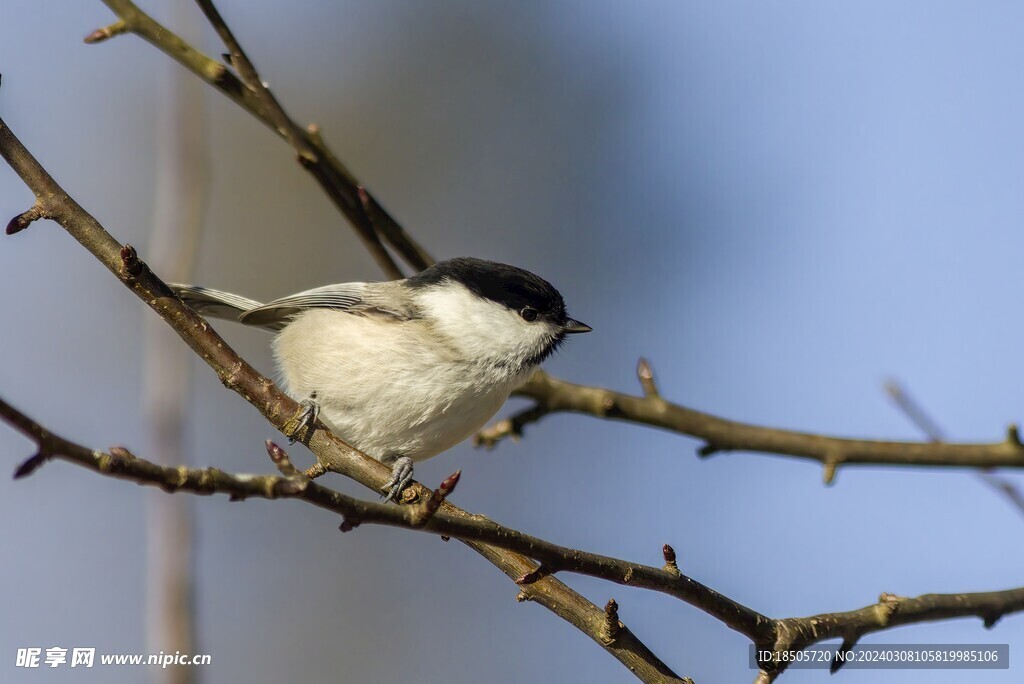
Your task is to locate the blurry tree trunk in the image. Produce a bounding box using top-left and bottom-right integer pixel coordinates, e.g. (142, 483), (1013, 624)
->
(144, 4), (208, 683)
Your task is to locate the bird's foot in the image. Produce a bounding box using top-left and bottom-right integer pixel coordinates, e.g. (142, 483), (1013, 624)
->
(285, 393), (321, 444)
(380, 456), (414, 503)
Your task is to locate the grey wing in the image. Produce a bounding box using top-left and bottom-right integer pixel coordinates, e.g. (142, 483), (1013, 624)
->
(238, 282), (413, 330)
(169, 284), (265, 323)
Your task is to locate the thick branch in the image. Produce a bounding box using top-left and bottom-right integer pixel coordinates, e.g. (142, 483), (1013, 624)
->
(0, 113), (680, 684)
(2, 396), (447, 532)
(476, 369), (1024, 478)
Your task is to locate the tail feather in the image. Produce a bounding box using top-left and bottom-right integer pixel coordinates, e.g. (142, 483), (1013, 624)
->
(169, 284), (281, 330)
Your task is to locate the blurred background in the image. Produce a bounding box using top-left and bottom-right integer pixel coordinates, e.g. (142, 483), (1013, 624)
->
(2, 1), (1024, 682)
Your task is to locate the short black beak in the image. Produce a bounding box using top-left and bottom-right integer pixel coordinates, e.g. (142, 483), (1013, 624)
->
(563, 319), (592, 334)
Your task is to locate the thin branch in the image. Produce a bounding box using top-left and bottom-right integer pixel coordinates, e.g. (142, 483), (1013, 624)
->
(0, 113), (680, 684)
(192, 0), (404, 279)
(975, 470), (1024, 513)
(475, 368), (1024, 479)
(93, 0), (425, 278)
(192, 0), (311, 161)
(885, 380), (1024, 516)
(882, 380), (946, 442)
(474, 403), (551, 447)
(764, 589), (1024, 679)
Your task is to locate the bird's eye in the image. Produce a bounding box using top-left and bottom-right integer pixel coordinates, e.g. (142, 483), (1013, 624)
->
(520, 307), (538, 322)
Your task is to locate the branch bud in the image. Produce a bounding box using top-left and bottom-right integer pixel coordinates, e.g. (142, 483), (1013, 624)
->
(13, 452), (49, 479)
(83, 21), (128, 45)
(601, 599), (621, 645)
(662, 544), (680, 576)
(6, 204), (42, 235)
(515, 564), (552, 585)
(119, 244), (142, 279)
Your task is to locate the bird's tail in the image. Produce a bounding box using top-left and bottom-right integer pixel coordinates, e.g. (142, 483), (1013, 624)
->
(169, 284), (270, 327)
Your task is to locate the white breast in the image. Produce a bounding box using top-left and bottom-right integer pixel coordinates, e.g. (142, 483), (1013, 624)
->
(271, 308), (529, 462)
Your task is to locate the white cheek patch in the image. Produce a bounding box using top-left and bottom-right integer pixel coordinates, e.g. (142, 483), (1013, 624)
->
(416, 284), (556, 367)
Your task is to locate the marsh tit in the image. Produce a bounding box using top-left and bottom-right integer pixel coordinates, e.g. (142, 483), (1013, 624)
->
(170, 257), (590, 501)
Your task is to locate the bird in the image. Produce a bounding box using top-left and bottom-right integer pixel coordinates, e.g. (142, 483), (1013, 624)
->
(170, 257), (590, 501)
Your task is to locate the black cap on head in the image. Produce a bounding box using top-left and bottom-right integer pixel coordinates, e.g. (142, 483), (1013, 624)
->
(408, 257), (572, 324)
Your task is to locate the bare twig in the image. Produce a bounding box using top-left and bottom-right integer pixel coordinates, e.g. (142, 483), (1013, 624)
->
(192, 0), (310, 159)
(84, 20), (128, 44)
(885, 380), (1024, 516)
(975, 471), (1024, 513)
(473, 403), (550, 447)
(475, 369), (1024, 480)
(92, 0), (426, 279)
(192, 0), (403, 278)
(764, 589), (1024, 679)
(882, 380), (946, 442)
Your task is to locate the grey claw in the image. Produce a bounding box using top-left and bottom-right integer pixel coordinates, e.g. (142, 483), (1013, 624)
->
(380, 456), (414, 503)
(289, 396), (321, 444)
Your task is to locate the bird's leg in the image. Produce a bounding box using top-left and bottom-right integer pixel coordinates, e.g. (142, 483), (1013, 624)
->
(285, 391), (321, 444)
(380, 454), (414, 503)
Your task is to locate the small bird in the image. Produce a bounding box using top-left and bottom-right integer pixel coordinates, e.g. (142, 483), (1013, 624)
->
(170, 257), (590, 500)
